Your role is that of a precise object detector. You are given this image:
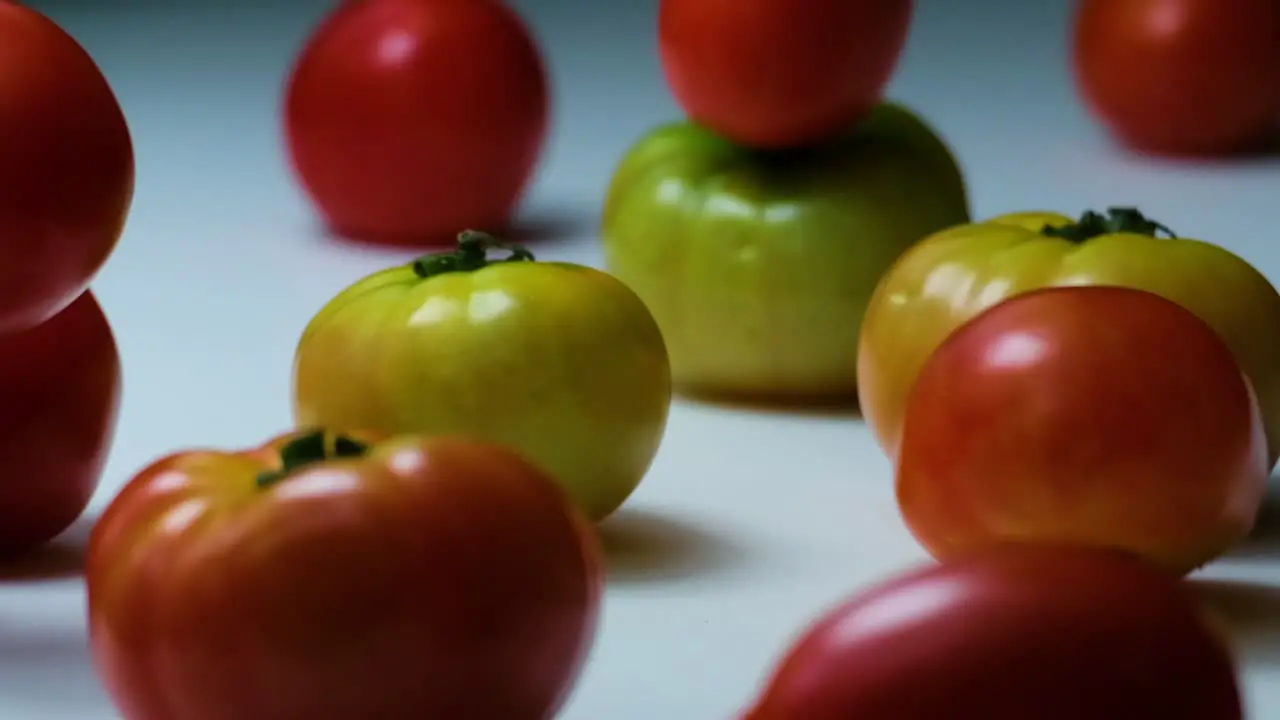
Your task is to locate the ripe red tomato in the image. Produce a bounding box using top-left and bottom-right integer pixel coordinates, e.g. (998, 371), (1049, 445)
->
(0, 290), (120, 557)
(284, 0), (549, 246)
(742, 545), (1243, 720)
(1072, 0), (1280, 156)
(658, 0), (913, 149)
(896, 286), (1268, 576)
(0, 2), (134, 333)
(87, 430), (602, 720)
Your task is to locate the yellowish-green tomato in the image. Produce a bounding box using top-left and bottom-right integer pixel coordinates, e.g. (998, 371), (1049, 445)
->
(601, 101), (971, 402)
(292, 231), (673, 521)
(858, 206), (1280, 468)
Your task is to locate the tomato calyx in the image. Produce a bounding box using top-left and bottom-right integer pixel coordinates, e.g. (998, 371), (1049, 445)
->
(1041, 206), (1178, 242)
(412, 230), (536, 279)
(256, 429), (370, 488)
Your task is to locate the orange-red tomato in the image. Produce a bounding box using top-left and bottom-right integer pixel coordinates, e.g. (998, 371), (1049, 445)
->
(88, 430), (602, 720)
(1072, 0), (1280, 156)
(743, 545), (1243, 720)
(658, 0), (913, 149)
(284, 0), (548, 245)
(0, 2), (134, 332)
(896, 286), (1268, 576)
(0, 291), (120, 556)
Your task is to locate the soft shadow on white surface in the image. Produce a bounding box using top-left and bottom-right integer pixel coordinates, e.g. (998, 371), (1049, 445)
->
(599, 508), (751, 584)
(1193, 579), (1280, 666)
(1227, 483), (1280, 561)
(311, 201), (599, 252)
(0, 515), (95, 582)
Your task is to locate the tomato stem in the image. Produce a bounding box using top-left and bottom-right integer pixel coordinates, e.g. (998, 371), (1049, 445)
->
(412, 230), (536, 279)
(256, 429), (370, 488)
(1040, 207), (1178, 242)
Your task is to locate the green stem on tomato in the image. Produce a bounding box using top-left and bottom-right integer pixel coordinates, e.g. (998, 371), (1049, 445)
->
(1040, 207), (1179, 242)
(411, 230), (536, 279)
(256, 429), (370, 489)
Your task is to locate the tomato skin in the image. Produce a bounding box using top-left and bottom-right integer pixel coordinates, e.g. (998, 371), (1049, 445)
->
(87, 430), (602, 720)
(896, 286), (1267, 575)
(0, 290), (120, 557)
(602, 102), (968, 401)
(658, 0), (912, 149)
(743, 545), (1243, 720)
(858, 208), (1280, 468)
(0, 2), (134, 333)
(284, 0), (548, 246)
(293, 233), (672, 521)
(1072, 0), (1280, 156)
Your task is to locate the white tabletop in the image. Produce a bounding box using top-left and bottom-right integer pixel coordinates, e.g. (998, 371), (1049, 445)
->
(6, 0), (1280, 717)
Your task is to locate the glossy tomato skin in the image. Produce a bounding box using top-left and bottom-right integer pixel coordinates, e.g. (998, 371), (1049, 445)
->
(0, 3), (134, 333)
(284, 0), (548, 246)
(1072, 0), (1280, 156)
(292, 235), (672, 521)
(602, 102), (968, 402)
(896, 286), (1268, 575)
(0, 290), (120, 557)
(87, 431), (603, 720)
(858, 210), (1280, 467)
(744, 545), (1243, 720)
(659, 0), (913, 149)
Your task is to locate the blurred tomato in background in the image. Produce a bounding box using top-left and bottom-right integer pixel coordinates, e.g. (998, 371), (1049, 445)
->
(1072, 0), (1280, 156)
(284, 0), (549, 246)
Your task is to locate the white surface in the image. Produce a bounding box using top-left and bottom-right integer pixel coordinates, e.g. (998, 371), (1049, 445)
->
(5, 0), (1280, 717)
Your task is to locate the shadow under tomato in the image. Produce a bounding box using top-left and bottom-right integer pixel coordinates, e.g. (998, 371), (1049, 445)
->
(1190, 578), (1280, 665)
(1112, 129), (1280, 169)
(0, 514), (96, 583)
(316, 203), (595, 252)
(1226, 482), (1280, 561)
(677, 386), (862, 420)
(597, 508), (749, 584)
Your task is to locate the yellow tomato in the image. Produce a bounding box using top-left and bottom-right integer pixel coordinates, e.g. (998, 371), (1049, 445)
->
(858, 206), (1280, 467)
(293, 231), (672, 521)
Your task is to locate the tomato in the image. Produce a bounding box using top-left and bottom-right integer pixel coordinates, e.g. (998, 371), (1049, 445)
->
(283, 0), (548, 246)
(858, 207), (1280, 466)
(602, 102), (969, 402)
(292, 232), (671, 521)
(658, 0), (913, 149)
(87, 429), (602, 720)
(1071, 0), (1280, 156)
(896, 286), (1267, 575)
(0, 290), (120, 557)
(0, 2), (134, 333)
(742, 545), (1243, 720)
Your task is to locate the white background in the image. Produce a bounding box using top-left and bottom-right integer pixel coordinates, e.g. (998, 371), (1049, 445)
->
(5, 0), (1280, 716)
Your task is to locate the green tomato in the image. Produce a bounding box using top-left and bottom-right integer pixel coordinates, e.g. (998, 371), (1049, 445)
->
(601, 101), (971, 402)
(293, 232), (673, 522)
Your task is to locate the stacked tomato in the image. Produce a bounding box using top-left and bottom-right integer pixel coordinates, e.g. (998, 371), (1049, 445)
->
(601, 0), (969, 403)
(741, 208), (1280, 717)
(0, 3), (132, 560)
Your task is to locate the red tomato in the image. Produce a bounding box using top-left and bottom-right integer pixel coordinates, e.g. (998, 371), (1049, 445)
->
(0, 2), (134, 333)
(284, 0), (549, 246)
(896, 286), (1268, 576)
(1072, 0), (1280, 156)
(87, 430), (602, 720)
(0, 290), (120, 557)
(658, 0), (913, 149)
(743, 545), (1243, 720)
